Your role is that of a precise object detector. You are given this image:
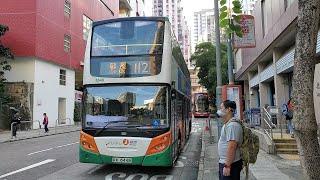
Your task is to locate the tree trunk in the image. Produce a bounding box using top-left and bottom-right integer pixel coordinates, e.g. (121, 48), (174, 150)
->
(292, 0), (320, 179)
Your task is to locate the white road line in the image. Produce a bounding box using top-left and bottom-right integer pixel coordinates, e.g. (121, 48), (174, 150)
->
(86, 165), (104, 175)
(28, 142), (79, 156)
(0, 159), (55, 179)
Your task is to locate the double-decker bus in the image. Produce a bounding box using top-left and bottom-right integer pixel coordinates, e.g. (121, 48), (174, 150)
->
(193, 92), (210, 118)
(80, 17), (192, 167)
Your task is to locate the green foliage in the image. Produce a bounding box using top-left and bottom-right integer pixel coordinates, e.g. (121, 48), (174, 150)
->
(190, 42), (229, 107)
(74, 103), (82, 122)
(219, 0), (243, 37)
(0, 24), (14, 104)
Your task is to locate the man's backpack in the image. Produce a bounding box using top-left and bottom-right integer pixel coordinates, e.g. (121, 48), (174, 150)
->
(225, 118), (260, 179)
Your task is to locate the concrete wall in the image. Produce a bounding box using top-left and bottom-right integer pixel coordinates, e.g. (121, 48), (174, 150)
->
(33, 58), (75, 128)
(5, 57), (35, 83)
(252, 129), (275, 154)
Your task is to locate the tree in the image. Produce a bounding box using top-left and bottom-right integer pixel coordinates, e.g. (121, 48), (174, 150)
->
(0, 24), (14, 104)
(291, 1), (320, 179)
(219, 0), (243, 37)
(218, 0), (320, 178)
(190, 42), (229, 107)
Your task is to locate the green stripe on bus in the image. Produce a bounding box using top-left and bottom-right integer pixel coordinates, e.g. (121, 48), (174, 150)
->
(79, 145), (173, 166)
(142, 145), (172, 167)
(79, 146), (104, 164)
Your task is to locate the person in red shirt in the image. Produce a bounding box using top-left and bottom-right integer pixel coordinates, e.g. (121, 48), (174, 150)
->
(43, 113), (49, 133)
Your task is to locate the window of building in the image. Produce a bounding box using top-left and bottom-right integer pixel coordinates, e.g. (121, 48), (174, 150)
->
(64, 35), (71, 52)
(285, 0), (294, 9)
(83, 15), (92, 40)
(64, 0), (71, 18)
(60, 69), (66, 86)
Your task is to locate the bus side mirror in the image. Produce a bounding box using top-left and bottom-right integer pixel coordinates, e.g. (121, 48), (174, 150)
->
(171, 89), (176, 100)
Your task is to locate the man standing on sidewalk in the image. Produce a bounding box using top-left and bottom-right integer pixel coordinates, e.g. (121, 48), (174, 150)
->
(217, 100), (243, 180)
(11, 108), (21, 138)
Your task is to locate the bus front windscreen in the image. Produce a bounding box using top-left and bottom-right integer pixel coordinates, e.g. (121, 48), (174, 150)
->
(84, 85), (168, 129)
(195, 94), (209, 113)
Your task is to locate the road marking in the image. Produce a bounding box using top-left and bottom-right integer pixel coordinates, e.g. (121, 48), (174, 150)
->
(182, 142), (189, 153)
(179, 156), (187, 160)
(174, 161), (184, 167)
(28, 142), (79, 155)
(0, 159), (55, 179)
(87, 165), (104, 175)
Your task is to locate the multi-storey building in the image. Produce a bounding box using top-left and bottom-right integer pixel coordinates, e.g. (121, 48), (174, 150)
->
(240, 0), (257, 14)
(234, 0), (320, 125)
(192, 9), (216, 52)
(119, 0), (145, 17)
(0, 0), (118, 128)
(152, 0), (190, 65)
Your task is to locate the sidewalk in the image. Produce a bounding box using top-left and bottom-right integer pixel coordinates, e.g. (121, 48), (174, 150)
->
(197, 118), (303, 180)
(0, 125), (81, 143)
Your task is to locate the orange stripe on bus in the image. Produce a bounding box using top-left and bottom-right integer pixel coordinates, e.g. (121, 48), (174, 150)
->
(145, 131), (171, 156)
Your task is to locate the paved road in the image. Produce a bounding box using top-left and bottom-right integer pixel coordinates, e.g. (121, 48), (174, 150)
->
(0, 118), (207, 180)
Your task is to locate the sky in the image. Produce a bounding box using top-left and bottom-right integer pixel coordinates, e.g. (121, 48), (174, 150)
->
(144, 0), (214, 27)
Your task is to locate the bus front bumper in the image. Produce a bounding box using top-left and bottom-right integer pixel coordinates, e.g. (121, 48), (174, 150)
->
(79, 145), (173, 166)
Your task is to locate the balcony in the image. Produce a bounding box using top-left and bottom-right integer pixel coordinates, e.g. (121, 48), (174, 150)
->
(119, 0), (133, 11)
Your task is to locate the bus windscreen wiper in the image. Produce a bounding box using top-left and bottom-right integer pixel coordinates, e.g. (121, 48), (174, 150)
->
(125, 125), (154, 137)
(95, 120), (129, 136)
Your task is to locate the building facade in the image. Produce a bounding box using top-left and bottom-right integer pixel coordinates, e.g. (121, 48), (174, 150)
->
(152, 0), (190, 65)
(235, 0), (320, 125)
(240, 0), (257, 15)
(193, 9), (215, 52)
(0, 0), (118, 128)
(119, 0), (145, 17)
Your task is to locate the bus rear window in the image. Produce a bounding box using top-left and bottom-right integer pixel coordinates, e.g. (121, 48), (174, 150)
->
(91, 21), (164, 56)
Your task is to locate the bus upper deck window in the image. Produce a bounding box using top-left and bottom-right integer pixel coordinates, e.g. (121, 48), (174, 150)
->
(120, 21), (135, 40)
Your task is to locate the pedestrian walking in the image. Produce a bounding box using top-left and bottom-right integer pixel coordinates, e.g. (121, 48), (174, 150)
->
(43, 113), (49, 133)
(10, 108), (21, 138)
(217, 100), (243, 180)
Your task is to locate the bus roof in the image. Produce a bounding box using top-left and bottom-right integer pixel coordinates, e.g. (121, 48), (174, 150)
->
(93, 17), (169, 27)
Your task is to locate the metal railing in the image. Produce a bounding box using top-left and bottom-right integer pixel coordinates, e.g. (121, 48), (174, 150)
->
(55, 118), (71, 134)
(266, 106), (286, 138)
(11, 120), (42, 139)
(262, 107), (275, 147)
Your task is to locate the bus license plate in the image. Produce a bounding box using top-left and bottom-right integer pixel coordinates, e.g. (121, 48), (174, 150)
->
(112, 157), (132, 163)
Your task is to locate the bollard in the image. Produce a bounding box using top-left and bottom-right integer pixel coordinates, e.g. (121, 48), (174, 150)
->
(205, 119), (209, 131)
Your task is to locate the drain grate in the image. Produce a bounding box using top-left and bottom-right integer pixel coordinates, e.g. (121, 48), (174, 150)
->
(184, 161), (199, 167)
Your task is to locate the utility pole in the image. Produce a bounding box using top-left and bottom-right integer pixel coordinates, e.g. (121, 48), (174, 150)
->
(227, 33), (234, 84)
(214, 0), (223, 136)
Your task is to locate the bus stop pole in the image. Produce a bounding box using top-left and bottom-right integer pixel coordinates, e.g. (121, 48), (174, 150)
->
(214, 0), (223, 137)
